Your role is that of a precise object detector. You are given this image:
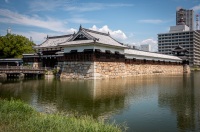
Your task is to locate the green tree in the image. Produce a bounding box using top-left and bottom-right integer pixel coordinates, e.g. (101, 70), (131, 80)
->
(0, 34), (35, 58)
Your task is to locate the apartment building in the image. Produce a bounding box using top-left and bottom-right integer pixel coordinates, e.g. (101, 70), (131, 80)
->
(158, 25), (200, 65)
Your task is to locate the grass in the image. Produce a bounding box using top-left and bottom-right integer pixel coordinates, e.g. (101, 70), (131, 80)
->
(0, 99), (125, 132)
(191, 68), (200, 71)
(190, 66), (200, 71)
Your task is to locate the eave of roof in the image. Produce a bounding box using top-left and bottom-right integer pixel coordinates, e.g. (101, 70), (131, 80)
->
(59, 40), (126, 48)
(35, 34), (73, 48)
(125, 49), (182, 60)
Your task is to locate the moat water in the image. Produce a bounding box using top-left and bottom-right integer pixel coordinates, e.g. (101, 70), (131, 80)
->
(0, 72), (200, 132)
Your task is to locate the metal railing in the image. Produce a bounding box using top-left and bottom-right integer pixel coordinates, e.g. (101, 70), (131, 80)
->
(0, 66), (46, 74)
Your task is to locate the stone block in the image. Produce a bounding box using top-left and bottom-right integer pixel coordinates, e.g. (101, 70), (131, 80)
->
(83, 62), (91, 65)
(93, 73), (101, 77)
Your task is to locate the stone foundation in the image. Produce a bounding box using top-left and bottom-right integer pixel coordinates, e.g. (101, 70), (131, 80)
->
(95, 62), (183, 79)
(60, 61), (186, 79)
(94, 62), (126, 79)
(125, 64), (183, 76)
(60, 62), (94, 79)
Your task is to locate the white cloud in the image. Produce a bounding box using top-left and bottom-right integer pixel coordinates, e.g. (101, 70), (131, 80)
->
(128, 38), (158, 52)
(64, 3), (133, 12)
(128, 33), (134, 38)
(138, 19), (163, 24)
(141, 38), (157, 45)
(29, 0), (71, 12)
(0, 9), (76, 33)
(14, 31), (47, 44)
(90, 25), (127, 40)
(192, 4), (200, 11)
(5, 0), (9, 3)
(65, 3), (103, 12)
(29, 0), (133, 12)
(68, 17), (100, 24)
(14, 31), (77, 45)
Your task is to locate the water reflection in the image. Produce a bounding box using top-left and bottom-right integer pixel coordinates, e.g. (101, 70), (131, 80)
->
(0, 78), (128, 117)
(0, 73), (200, 131)
(158, 73), (200, 131)
(0, 76), (164, 118)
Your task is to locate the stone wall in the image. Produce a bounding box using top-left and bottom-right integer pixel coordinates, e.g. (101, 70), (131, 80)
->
(60, 62), (94, 79)
(60, 61), (185, 79)
(95, 62), (183, 79)
(94, 62), (126, 79)
(125, 64), (183, 76)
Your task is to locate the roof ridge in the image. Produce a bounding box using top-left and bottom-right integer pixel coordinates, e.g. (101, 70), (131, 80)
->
(67, 29), (95, 42)
(36, 34), (73, 47)
(83, 28), (124, 46)
(81, 29), (96, 40)
(48, 34), (73, 39)
(58, 34), (75, 45)
(82, 28), (109, 36)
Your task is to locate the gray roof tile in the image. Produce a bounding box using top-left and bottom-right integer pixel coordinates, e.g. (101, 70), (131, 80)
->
(125, 49), (182, 60)
(35, 35), (73, 48)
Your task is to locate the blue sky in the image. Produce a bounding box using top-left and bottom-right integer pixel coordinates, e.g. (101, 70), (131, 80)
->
(0, 0), (200, 51)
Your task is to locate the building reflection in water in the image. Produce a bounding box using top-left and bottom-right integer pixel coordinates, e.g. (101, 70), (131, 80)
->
(1, 73), (200, 131)
(0, 78), (128, 118)
(158, 73), (200, 131)
(0, 75), (159, 118)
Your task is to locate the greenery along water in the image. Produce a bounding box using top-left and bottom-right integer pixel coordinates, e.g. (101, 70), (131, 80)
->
(0, 100), (122, 132)
(0, 72), (200, 132)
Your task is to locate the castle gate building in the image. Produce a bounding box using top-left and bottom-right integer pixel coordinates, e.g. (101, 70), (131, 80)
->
(23, 26), (187, 79)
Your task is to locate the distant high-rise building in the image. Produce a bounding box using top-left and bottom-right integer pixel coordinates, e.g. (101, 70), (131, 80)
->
(7, 27), (11, 34)
(176, 8), (194, 30)
(158, 25), (200, 66)
(158, 8), (200, 66)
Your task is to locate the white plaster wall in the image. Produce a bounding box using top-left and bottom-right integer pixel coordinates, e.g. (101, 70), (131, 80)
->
(64, 44), (124, 54)
(94, 45), (124, 54)
(64, 45), (94, 53)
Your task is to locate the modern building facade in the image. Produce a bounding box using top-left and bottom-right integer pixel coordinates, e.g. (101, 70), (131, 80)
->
(158, 25), (200, 66)
(176, 8), (194, 30)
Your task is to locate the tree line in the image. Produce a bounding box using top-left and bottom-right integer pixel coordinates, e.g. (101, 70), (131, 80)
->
(0, 34), (35, 58)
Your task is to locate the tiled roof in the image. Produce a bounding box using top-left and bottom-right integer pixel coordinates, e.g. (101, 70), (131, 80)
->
(35, 35), (73, 48)
(125, 49), (182, 60)
(82, 28), (125, 48)
(59, 28), (125, 48)
(36, 27), (126, 48)
(59, 40), (94, 46)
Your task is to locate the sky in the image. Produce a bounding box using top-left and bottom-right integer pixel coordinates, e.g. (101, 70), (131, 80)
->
(0, 0), (200, 51)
